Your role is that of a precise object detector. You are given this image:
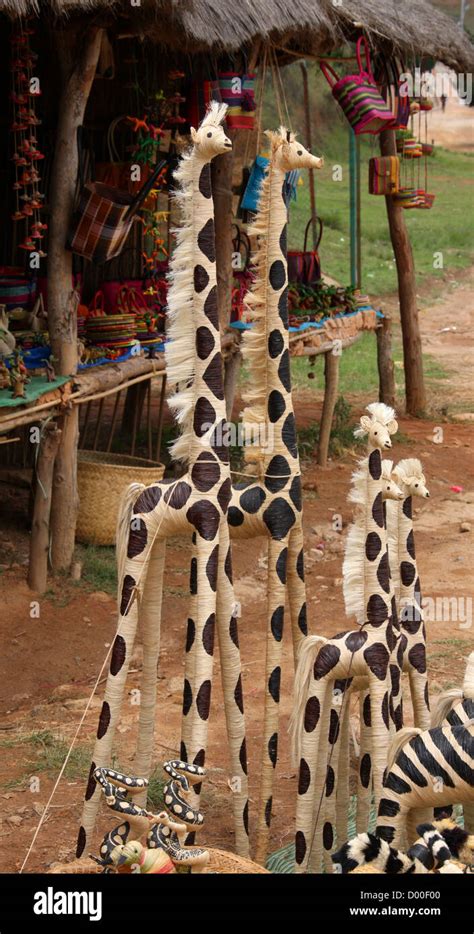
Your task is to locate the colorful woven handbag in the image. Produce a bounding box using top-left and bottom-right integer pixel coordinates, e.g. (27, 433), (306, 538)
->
(287, 216), (323, 287)
(218, 72), (255, 129)
(321, 37), (395, 135)
(368, 156), (400, 195)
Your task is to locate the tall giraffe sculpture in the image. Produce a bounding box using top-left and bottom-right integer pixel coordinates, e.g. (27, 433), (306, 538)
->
(77, 102), (250, 859)
(290, 403), (401, 873)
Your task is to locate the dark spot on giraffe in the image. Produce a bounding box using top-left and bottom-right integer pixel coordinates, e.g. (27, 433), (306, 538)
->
(209, 419), (229, 464)
(401, 604), (422, 633)
(269, 666), (281, 702)
(243, 800), (249, 833)
(363, 643), (389, 680)
(182, 679), (192, 716)
(190, 557), (197, 595)
(268, 328), (284, 358)
(269, 259), (286, 291)
(298, 603), (307, 634)
(196, 680), (211, 720)
(202, 353), (224, 400)
(228, 505), (244, 527)
(314, 644), (341, 680)
(401, 560), (416, 587)
(197, 217), (215, 262)
(393, 702), (403, 730)
(186, 501), (220, 540)
(196, 325), (215, 360)
(164, 480), (192, 510)
(369, 449), (382, 480)
(240, 486), (266, 514)
(85, 761), (97, 801)
(205, 545), (219, 591)
(360, 753), (371, 788)
(239, 738), (248, 775)
(365, 531), (382, 561)
(325, 765), (335, 797)
(180, 740), (187, 761)
(224, 545), (233, 584)
(191, 455), (220, 494)
(264, 797), (273, 827)
(363, 693), (371, 727)
(127, 517), (147, 559)
(279, 224), (287, 257)
(278, 287), (288, 326)
(276, 548), (288, 584)
(217, 478), (232, 513)
(262, 497), (296, 539)
(268, 389), (286, 423)
(202, 614), (215, 655)
(268, 732), (278, 767)
(97, 701), (111, 739)
(397, 634), (408, 668)
(328, 709), (340, 745)
(295, 831), (306, 865)
(288, 475), (302, 513)
(403, 496), (412, 519)
(424, 682), (430, 709)
(278, 349), (291, 392)
(304, 695), (320, 732)
(406, 529), (415, 559)
(110, 635), (126, 676)
(198, 164), (212, 198)
(193, 397), (216, 438)
(390, 664), (401, 698)
(298, 758), (311, 795)
(323, 822), (334, 851)
(345, 630), (368, 652)
(296, 548), (305, 581)
(270, 606), (284, 642)
(234, 674), (243, 714)
(377, 552), (391, 593)
(193, 264), (209, 293)
(76, 826), (86, 858)
(185, 618), (195, 652)
(386, 620), (397, 651)
(409, 642), (426, 673)
(382, 691), (390, 729)
(366, 593), (389, 626)
(282, 412), (298, 459)
(372, 492), (384, 529)
(133, 485), (161, 513)
(120, 574), (135, 616)
(203, 285), (218, 328)
(192, 532), (196, 544)
(265, 454), (291, 493)
(229, 615), (239, 648)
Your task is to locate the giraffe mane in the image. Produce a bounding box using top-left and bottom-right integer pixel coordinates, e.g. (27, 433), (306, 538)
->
(354, 402), (397, 438)
(200, 100), (228, 128)
(393, 458), (426, 486)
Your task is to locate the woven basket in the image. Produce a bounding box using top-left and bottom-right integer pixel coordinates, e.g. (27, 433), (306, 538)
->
(76, 451), (164, 546)
(48, 849), (270, 874)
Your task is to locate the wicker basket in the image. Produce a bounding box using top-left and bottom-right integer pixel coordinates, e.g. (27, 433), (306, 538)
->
(76, 451), (164, 546)
(48, 849), (270, 874)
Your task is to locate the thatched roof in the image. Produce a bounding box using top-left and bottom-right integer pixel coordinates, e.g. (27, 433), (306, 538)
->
(1, 0), (473, 70)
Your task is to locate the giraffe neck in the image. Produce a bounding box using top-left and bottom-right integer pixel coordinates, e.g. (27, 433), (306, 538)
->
(397, 494), (422, 629)
(363, 446), (393, 628)
(241, 161), (298, 476)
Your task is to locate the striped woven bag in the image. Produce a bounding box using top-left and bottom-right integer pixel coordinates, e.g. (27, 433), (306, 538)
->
(321, 37), (395, 135)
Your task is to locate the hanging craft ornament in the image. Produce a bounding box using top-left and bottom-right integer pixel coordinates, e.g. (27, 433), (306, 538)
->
(320, 37), (395, 135)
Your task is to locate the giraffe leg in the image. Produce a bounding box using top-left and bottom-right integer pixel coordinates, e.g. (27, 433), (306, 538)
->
(294, 679), (332, 873)
(356, 688), (373, 833)
(215, 522), (250, 857)
(408, 668), (430, 731)
(255, 536), (289, 865)
(180, 534), (198, 763)
(306, 681), (333, 873)
(322, 694), (344, 872)
(133, 539), (166, 804)
(335, 691), (351, 848)
(368, 671), (392, 813)
(287, 522), (308, 668)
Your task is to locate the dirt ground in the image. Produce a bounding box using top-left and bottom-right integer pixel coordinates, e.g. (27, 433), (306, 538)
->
(0, 273), (473, 873)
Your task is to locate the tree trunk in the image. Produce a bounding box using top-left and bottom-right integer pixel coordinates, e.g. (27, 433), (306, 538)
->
(376, 315), (396, 408)
(212, 139), (235, 419)
(47, 26), (103, 570)
(28, 424), (62, 593)
(380, 130), (426, 416)
(317, 349), (340, 468)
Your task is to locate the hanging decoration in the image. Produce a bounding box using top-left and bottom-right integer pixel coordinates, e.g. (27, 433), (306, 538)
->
(320, 38), (395, 136)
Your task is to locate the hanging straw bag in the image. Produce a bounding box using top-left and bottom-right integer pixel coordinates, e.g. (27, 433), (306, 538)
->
(287, 216), (323, 287)
(368, 156), (400, 195)
(321, 37), (395, 135)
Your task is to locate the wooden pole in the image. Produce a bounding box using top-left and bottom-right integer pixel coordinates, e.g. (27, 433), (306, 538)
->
(47, 25), (104, 571)
(376, 315), (396, 408)
(380, 129), (426, 416)
(317, 349), (340, 467)
(28, 423), (62, 594)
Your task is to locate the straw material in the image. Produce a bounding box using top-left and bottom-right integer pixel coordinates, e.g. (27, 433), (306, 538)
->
(48, 849), (269, 874)
(76, 451), (164, 546)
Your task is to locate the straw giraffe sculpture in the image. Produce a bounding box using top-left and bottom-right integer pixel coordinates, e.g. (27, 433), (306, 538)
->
(77, 102), (250, 859)
(291, 403), (402, 873)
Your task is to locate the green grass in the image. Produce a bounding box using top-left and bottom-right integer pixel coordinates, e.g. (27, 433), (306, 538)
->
(1, 730), (92, 788)
(76, 544), (117, 595)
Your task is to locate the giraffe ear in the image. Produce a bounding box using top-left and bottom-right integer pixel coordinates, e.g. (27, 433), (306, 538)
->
(387, 419), (398, 435)
(190, 126), (198, 142)
(360, 415), (371, 432)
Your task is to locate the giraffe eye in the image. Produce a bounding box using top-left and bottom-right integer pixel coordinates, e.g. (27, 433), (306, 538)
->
(374, 431), (378, 435)
(415, 483), (418, 487)
(297, 149), (303, 155)
(207, 131), (212, 138)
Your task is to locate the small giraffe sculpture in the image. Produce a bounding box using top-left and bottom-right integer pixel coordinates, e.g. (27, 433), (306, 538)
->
(290, 403), (401, 873)
(77, 103), (249, 859)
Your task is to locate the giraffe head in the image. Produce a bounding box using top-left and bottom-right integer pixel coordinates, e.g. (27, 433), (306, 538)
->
(393, 458), (430, 498)
(265, 127), (324, 172)
(381, 460), (404, 501)
(190, 101), (232, 159)
(354, 403), (398, 451)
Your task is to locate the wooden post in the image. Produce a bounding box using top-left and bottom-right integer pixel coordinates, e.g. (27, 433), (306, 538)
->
(28, 424), (62, 593)
(317, 349), (340, 468)
(380, 129), (426, 416)
(47, 25), (104, 570)
(211, 134), (236, 419)
(376, 315), (396, 408)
